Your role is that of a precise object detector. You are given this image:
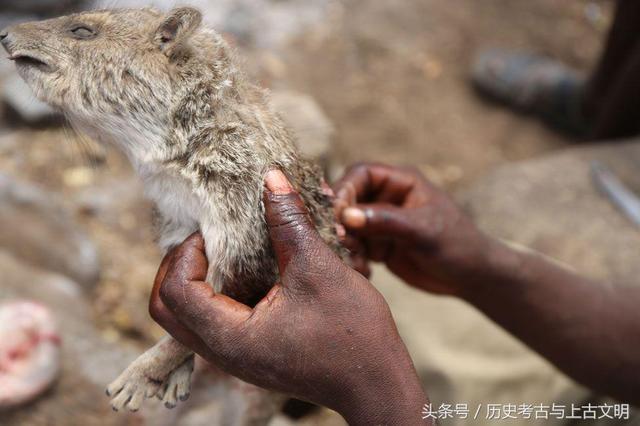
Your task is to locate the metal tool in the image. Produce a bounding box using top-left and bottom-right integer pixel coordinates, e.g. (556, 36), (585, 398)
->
(591, 160), (640, 228)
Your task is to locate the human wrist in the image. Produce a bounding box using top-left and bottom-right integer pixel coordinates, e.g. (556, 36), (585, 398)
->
(457, 236), (525, 303)
(335, 355), (432, 425)
(339, 386), (432, 425)
(420, 228), (500, 297)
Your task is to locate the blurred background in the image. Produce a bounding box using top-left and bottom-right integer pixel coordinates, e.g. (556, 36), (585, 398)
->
(2, 0), (639, 425)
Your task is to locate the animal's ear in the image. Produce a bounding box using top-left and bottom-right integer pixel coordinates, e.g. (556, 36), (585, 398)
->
(154, 7), (202, 55)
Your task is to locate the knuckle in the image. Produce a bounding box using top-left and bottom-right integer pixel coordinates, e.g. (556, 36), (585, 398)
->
(269, 213), (312, 240)
(267, 193), (307, 221)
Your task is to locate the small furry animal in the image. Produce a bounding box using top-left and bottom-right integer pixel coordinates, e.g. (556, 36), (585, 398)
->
(1, 6), (343, 422)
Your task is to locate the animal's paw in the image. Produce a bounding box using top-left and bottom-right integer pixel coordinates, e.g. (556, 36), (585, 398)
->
(157, 356), (194, 409)
(106, 365), (163, 412)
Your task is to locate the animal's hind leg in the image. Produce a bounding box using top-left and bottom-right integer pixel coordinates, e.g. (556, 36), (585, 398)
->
(158, 354), (195, 408)
(107, 335), (193, 411)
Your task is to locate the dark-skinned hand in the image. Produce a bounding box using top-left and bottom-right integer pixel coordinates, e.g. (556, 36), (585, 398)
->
(149, 170), (430, 425)
(334, 163), (490, 296)
(335, 163), (640, 405)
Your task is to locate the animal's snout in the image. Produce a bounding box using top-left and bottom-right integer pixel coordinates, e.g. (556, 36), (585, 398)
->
(0, 25), (26, 52)
(0, 27), (25, 56)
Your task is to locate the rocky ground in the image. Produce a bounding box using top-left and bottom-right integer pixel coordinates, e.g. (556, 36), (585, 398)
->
(0, 0), (622, 424)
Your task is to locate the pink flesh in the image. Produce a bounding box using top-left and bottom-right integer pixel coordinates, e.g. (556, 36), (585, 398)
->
(0, 301), (61, 408)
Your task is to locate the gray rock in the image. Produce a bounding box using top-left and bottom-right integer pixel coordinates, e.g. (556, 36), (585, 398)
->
(270, 90), (334, 164)
(0, 173), (100, 289)
(72, 175), (146, 223)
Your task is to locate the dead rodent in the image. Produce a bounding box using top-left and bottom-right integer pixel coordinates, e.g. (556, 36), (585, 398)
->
(1, 6), (344, 419)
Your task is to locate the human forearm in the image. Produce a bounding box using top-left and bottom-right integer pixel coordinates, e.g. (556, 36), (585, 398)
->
(462, 238), (640, 404)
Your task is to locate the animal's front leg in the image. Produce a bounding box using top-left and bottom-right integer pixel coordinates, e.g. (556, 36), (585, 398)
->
(107, 335), (194, 411)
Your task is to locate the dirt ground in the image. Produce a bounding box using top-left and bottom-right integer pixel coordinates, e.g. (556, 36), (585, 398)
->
(274, 0), (611, 187)
(0, 0), (615, 418)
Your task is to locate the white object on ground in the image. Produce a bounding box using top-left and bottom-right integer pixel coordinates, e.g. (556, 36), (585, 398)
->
(0, 300), (61, 409)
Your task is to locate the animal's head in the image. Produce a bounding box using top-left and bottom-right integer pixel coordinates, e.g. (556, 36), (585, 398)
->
(1, 7), (234, 164)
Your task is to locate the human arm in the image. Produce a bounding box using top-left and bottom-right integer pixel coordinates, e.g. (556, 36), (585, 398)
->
(149, 170), (432, 425)
(334, 163), (640, 404)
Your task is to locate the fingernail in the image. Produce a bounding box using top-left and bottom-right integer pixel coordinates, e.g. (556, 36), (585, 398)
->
(342, 207), (366, 228)
(265, 169), (293, 194)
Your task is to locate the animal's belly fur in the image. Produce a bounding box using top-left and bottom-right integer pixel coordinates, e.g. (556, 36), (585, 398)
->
(148, 174), (276, 306)
(164, 219), (276, 307)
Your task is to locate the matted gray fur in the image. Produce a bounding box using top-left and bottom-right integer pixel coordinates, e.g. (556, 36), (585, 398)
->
(2, 6), (344, 423)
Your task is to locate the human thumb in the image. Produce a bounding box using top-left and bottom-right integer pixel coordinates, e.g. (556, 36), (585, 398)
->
(263, 169), (324, 276)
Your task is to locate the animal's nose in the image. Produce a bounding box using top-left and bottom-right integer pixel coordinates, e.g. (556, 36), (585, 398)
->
(0, 29), (12, 53)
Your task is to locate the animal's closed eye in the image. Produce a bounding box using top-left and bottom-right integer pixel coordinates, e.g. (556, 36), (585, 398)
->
(69, 25), (96, 39)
